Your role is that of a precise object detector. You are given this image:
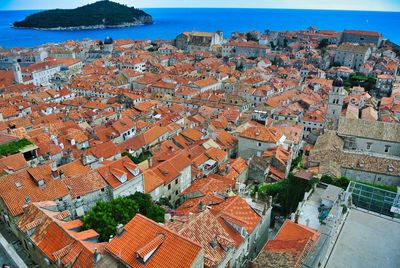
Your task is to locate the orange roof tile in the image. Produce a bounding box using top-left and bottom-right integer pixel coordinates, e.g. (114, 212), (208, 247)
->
(240, 126), (283, 143)
(105, 214), (203, 268)
(143, 169), (164, 193)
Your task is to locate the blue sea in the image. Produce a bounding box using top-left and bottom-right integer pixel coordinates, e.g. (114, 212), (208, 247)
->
(0, 8), (399, 48)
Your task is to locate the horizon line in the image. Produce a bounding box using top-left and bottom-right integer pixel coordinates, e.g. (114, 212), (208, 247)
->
(1, 7), (400, 13)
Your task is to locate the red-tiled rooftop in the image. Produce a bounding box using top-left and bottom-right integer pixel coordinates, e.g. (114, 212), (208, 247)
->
(105, 214), (203, 268)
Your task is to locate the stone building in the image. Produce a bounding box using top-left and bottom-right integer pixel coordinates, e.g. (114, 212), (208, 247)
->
(334, 43), (372, 70)
(308, 118), (400, 186)
(238, 126), (286, 159)
(175, 31), (224, 52)
(341, 30), (383, 47)
(325, 77), (347, 129)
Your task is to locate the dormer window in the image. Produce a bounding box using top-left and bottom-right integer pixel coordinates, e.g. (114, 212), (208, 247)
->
(111, 168), (127, 184)
(133, 167), (140, 176)
(136, 233), (165, 264)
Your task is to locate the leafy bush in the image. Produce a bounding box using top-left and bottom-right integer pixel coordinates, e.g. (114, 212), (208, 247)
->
(321, 175), (350, 189)
(254, 173), (314, 215)
(82, 197), (139, 242)
(128, 192), (165, 223)
(83, 193), (164, 242)
(0, 138), (33, 156)
(343, 73), (376, 92)
(122, 151), (152, 164)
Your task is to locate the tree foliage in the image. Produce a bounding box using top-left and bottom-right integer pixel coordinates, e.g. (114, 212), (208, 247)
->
(14, 1), (152, 29)
(343, 73), (376, 92)
(121, 151), (152, 164)
(0, 138), (32, 156)
(82, 197), (139, 242)
(320, 175), (349, 189)
(317, 39), (329, 49)
(157, 197), (173, 208)
(82, 193), (165, 242)
(128, 192), (165, 223)
(246, 32), (259, 42)
(254, 173), (314, 215)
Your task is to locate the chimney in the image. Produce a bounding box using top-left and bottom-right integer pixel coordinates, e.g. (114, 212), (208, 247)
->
(51, 162), (59, 179)
(164, 213), (172, 223)
(59, 169), (65, 179)
(93, 248), (102, 264)
(198, 201), (206, 212)
(262, 203), (268, 216)
(294, 211), (300, 224)
(116, 224), (125, 237)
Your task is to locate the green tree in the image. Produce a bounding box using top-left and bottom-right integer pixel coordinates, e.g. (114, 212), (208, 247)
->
(254, 173), (314, 216)
(318, 39), (329, 49)
(0, 138), (33, 156)
(14, 1), (152, 29)
(82, 197), (139, 242)
(320, 175), (350, 189)
(122, 151), (152, 164)
(129, 192), (166, 223)
(246, 32), (259, 42)
(157, 197), (173, 208)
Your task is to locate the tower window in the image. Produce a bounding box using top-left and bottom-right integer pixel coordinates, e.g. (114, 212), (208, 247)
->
(367, 143), (372, 150)
(384, 145), (391, 153)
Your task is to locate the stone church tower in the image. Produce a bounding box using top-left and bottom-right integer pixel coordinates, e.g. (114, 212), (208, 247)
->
(12, 61), (23, 84)
(326, 77), (346, 129)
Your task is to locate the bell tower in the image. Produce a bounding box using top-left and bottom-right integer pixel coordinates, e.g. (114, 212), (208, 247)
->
(326, 77), (346, 129)
(12, 60), (23, 84)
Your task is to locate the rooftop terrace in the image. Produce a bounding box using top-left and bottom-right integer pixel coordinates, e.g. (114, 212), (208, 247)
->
(326, 209), (400, 268)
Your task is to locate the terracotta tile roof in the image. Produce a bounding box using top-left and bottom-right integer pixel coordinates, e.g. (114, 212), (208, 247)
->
(194, 77), (219, 88)
(256, 220), (320, 268)
(180, 177), (232, 197)
(58, 160), (90, 178)
(215, 131), (237, 148)
(88, 140), (120, 159)
(211, 196), (261, 234)
(0, 153), (28, 174)
(343, 29), (381, 37)
(240, 126), (283, 143)
(118, 134), (146, 152)
(63, 170), (107, 198)
(167, 210), (235, 268)
(180, 128), (204, 142)
(143, 126), (168, 145)
(97, 156), (142, 189)
(229, 157), (248, 175)
(16, 201), (104, 267)
(105, 214), (203, 268)
(176, 193), (225, 215)
(0, 133), (19, 145)
(274, 220), (319, 245)
(0, 165), (69, 216)
(65, 128), (88, 144)
(152, 161), (181, 184)
(205, 147), (227, 163)
(143, 169), (164, 194)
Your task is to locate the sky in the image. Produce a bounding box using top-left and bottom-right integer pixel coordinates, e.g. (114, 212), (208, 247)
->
(1, 0), (400, 11)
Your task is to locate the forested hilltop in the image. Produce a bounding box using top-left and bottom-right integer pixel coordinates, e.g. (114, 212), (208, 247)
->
(13, 0), (153, 29)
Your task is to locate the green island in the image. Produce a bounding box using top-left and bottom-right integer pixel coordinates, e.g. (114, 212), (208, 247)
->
(13, 0), (153, 30)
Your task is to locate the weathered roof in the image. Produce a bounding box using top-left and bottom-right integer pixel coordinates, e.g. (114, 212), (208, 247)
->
(338, 117), (400, 143)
